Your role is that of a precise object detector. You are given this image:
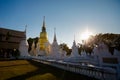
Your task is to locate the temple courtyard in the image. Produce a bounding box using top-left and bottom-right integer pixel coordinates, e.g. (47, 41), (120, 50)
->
(0, 59), (97, 80)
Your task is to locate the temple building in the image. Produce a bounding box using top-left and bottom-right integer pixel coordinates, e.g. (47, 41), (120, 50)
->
(29, 17), (66, 57)
(36, 16), (51, 56)
(50, 28), (60, 58)
(19, 25), (29, 57)
(0, 27), (27, 58)
(39, 16), (48, 51)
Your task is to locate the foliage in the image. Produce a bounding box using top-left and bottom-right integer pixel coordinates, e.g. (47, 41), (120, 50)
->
(81, 33), (120, 55)
(27, 37), (39, 52)
(59, 43), (71, 55)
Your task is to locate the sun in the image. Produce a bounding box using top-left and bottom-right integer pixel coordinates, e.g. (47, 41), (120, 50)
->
(80, 30), (93, 41)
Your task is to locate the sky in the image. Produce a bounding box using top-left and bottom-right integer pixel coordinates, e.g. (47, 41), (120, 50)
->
(0, 0), (120, 48)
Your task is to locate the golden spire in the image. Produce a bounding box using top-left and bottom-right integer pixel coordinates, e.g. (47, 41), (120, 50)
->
(42, 16), (46, 32)
(54, 28), (57, 42)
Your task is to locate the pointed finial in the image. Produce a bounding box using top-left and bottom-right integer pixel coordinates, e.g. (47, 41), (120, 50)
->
(54, 27), (57, 42)
(25, 25), (27, 33)
(43, 16), (45, 27)
(74, 34), (75, 41)
(42, 16), (46, 32)
(43, 16), (45, 21)
(73, 34), (76, 46)
(54, 27), (56, 34)
(23, 25), (27, 39)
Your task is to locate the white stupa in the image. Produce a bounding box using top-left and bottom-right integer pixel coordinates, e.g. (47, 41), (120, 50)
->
(64, 38), (81, 62)
(99, 42), (111, 57)
(19, 25), (29, 57)
(50, 28), (61, 59)
(70, 39), (79, 57)
(93, 42), (115, 66)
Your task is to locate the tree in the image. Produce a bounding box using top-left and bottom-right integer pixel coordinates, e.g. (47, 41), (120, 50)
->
(27, 38), (34, 52)
(27, 37), (39, 52)
(59, 43), (71, 55)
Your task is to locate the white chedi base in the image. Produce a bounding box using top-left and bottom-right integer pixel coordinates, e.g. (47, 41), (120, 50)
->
(69, 40), (80, 58)
(19, 40), (29, 57)
(64, 40), (81, 62)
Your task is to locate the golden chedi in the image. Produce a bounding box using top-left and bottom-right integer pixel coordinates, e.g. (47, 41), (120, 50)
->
(39, 16), (48, 51)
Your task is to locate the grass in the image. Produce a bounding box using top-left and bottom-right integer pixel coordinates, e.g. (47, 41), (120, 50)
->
(0, 60), (38, 80)
(0, 59), (98, 80)
(26, 73), (57, 80)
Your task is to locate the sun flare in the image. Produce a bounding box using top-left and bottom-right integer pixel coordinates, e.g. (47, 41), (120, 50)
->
(80, 30), (93, 41)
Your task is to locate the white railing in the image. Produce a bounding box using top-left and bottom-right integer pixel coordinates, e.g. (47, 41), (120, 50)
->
(32, 57), (117, 80)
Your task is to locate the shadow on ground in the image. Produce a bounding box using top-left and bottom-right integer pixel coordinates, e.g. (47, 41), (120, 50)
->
(7, 59), (98, 80)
